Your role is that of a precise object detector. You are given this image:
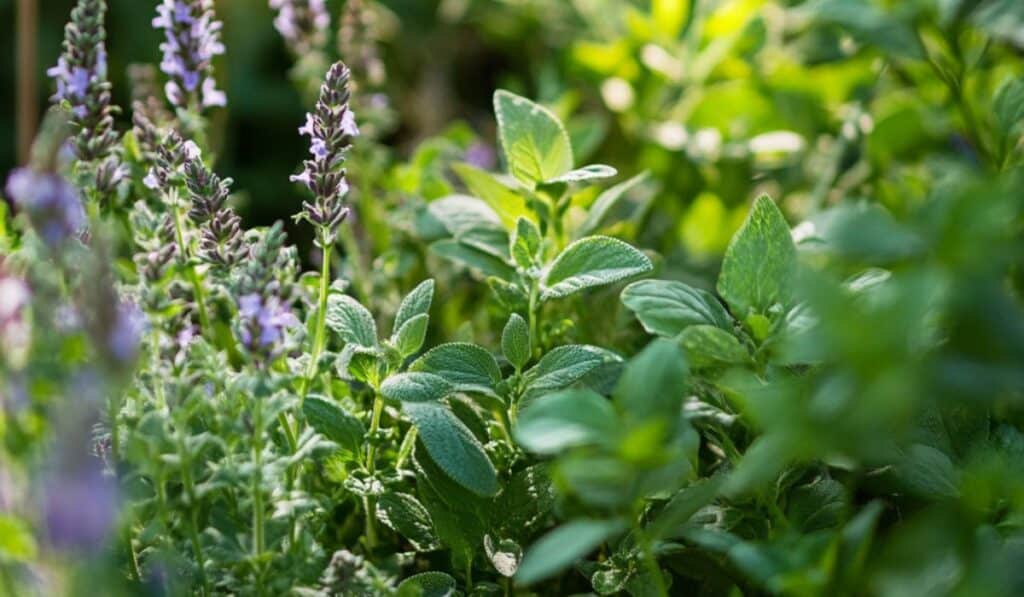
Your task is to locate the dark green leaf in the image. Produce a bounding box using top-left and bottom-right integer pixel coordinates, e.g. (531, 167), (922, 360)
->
(302, 396), (365, 455)
(381, 372), (453, 403)
(522, 345), (621, 402)
(404, 401), (499, 497)
(377, 492), (441, 552)
(717, 195), (796, 316)
(501, 313), (532, 370)
(411, 343), (502, 387)
(397, 571), (457, 597)
(515, 389), (619, 454)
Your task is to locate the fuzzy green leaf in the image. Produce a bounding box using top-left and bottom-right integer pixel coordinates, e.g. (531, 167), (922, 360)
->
(510, 217), (543, 269)
(393, 313), (430, 358)
(394, 279), (435, 333)
(576, 170), (651, 238)
(302, 396), (365, 455)
(494, 90), (574, 186)
(411, 342), (502, 388)
(621, 279), (732, 337)
(430, 240), (516, 281)
(522, 345), (621, 402)
(501, 313), (532, 370)
(452, 162), (532, 228)
(541, 236), (652, 300)
(716, 195), (796, 316)
(326, 294), (378, 348)
(404, 401), (499, 497)
(381, 372), (453, 403)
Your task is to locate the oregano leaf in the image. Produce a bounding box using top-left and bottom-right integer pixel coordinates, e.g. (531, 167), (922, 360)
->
(403, 401), (499, 497)
(326, 294), (378, 348)
(717, 195), (796, 317)
(621, 279), (733, 337)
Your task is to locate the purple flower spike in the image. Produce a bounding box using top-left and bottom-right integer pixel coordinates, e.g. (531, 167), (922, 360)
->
(292, 62), (359, 245)
(269, 0), (330, 56)
(49, 0), (122, 191)
(153, 0), (227, 111)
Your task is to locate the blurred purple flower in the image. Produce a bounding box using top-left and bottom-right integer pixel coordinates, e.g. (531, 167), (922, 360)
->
(0, 274), (30, 362)
(5, 168), (86, 246)
(107, 301), (146, 364)
(465, 142), (497, 170)
(42, 462), (119, 552)
(269, 0), (330, 55)
(237, 293), (298, 353)
(153, 0), (227, 110)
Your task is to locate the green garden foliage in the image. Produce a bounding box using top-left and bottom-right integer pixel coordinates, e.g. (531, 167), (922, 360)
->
(2, 1), (1024, 595)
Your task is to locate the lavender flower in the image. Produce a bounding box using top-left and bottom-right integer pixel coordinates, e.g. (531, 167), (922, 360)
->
(269, 0), (330, 56)
(48, 0), (123, 192)
(107, 301), (146, 364)
(5, 168), (86, 246)
(152, 0), (227, 110)
(292, 62), (360, 245)
(143, 131), (201, 192)
(236, 293), (298, 354)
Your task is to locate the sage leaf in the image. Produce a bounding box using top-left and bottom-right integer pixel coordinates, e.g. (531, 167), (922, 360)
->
(404, 401), (499, 497)
(678, 325), (750, 368)
(397, 571), (457, 597)
(381, 372), (453, 403)
(302, 396), (365, 455)
(515, 388), (619, 454)
(621, 279), (732, 337)
(326, 294), (378, 348)
(501, 313), (531, 370)
(522, 344), (621, 402)
(394, 279), (435, 333)
(541, 236), (652, 300)
(377, 492), (441, 552)
(411, 342), (502, 388)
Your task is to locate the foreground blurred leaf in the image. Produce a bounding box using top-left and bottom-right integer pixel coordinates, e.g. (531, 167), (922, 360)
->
(516, 518), (625, 585)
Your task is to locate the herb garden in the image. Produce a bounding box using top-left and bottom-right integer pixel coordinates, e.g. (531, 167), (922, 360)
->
(2, 0), (1024, 595)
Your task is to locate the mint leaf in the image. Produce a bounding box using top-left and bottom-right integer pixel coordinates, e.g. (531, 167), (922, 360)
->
(621, 279), (732, 337)
(494, 90), (574, 187)
(392, 313), (429, 358)
(541, 236), (652, 300)
(717, 195), (796, 316)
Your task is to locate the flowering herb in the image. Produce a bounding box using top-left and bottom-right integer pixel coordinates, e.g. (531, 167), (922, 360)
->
(48, 0), (124, 195)
(152, 0), (227, 110)
(268, 0), (330, 56)
(6, 3), (1024, 597)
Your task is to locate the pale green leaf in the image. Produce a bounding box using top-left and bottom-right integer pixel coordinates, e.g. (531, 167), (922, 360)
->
(516, 519), (625, 585)
(393, 313), (429, 358)
(452, 162), (532, 228)
(716, 195), (796, 316)
(621, 279), (732, 337)
(541, 236), (652, 300)
(545, 164), (618, 185)
(494, 90), (574, 186)
(576, 171), (652, 238)
(515, 388), (619, 454)
(381, 372), (453, 403)
(679, 325), (750, 368)
(326, 294), (377, 348)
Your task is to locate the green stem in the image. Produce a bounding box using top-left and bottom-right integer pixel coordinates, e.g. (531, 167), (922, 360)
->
(299, 238), (333, 399)
(253, 397), (265, 556)
(395, 426), (418, 470)
(366, 395), (385, 474)
(527, 279), (540, 357)
(177, 432), (210, 595)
